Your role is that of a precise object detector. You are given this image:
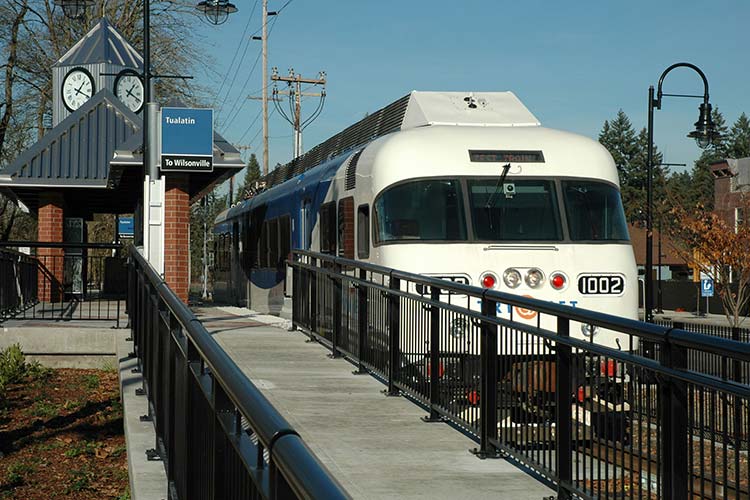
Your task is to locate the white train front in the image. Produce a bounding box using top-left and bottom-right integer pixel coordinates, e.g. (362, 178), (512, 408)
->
(213, 91), (638, 350)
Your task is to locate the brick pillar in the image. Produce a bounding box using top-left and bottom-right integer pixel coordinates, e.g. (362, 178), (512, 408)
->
(37, 192), (64, 302)
(164, 174), (190, 303)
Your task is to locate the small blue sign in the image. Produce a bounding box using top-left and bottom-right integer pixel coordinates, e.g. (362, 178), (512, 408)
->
(118, 216), (134, 237)
(161, 107), (213, 172)
(701, 278), (714, 298)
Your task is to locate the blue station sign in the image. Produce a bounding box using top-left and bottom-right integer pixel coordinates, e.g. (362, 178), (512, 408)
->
(118, 216), (134, 237)
(161, 107), (213, 172)
(701, 278), (714, 298)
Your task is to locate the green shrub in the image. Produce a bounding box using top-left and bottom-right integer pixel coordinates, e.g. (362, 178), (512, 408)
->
(0, 344), (26, 387)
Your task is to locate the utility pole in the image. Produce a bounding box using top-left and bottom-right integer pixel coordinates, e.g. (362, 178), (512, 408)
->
(251, 2), (277, 176)
(272, 68), (326, 158)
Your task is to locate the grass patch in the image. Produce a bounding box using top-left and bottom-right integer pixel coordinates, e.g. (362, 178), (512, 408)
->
(65, 466), (94, 493)
(28, 400), (60, 419)
(81, 374), (100, 390)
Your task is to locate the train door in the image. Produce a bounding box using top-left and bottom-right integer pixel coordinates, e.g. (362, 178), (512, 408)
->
(231, 221), (240, 305)
(300, 199), (312, 250)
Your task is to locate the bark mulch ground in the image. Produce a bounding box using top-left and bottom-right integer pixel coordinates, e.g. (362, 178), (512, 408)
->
(0, 368), (128, 499)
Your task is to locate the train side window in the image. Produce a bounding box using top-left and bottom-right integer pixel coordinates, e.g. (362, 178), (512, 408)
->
(338, 197), (354, 259)
(268, 218), (279, 269)
(319, 202), (337, 255)
(279, 215), (291, 267)
(259, 221), (269, 268)
(357, 204), (370, 259)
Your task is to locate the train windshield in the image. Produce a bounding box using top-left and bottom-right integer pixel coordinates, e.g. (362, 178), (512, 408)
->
(374, 179), (467, 241)
(468, 179), (562, 241)
(562, 181), (630, 241)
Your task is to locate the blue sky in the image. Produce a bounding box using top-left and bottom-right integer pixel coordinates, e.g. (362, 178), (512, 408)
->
(192, 0), (749, 186)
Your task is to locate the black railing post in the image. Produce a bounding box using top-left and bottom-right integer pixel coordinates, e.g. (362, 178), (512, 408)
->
(475, 295), (499, 458)
(423, 285), (441, 422)
(660, 321), (688, 500)
(386, 275), (401, 396)
(555, 316), (573, 499)
(330, 262), (342, 359)
(355, 268), (368, 374)
(310, 257), (318, 334)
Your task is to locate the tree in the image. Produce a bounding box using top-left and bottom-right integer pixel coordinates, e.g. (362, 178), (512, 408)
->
(726, 113), (750, 159)
(0, 1), (210, 241)
(668, 197), (750, 327)
(190, 189), (227, 293)
(236, 153), (261, 203)
(598, 110), (663, 223)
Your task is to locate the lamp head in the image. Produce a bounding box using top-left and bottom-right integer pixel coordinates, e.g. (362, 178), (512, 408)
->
(687, 102), (719, 149)
(196, 0), (238, 25)
(54, 0), (95, 19)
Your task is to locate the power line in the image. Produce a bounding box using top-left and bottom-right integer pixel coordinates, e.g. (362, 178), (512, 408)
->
(212, 0), (259, 111)
(219, 14), (279, 133)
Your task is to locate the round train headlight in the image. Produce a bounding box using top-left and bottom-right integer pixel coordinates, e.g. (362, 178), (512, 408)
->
(503, 268), (522, 288)
(550, 272), (567, 290)
(525, 268), (544, 289)
(581, 324), (600, 337)
(481, 272), (498, 289)
(450, 318), (468, 338)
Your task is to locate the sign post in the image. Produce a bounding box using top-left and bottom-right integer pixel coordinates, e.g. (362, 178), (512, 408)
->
(161, 107), (214, 172)
(701, 276), (714, 316)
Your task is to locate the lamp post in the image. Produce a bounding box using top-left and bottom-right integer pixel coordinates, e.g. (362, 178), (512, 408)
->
(645, 63), (718, 323)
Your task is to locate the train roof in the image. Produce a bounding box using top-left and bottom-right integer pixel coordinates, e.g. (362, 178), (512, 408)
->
(260, 91), (539, 190)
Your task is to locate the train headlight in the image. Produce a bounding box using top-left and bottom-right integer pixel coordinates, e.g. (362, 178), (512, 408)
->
(450, 318), (468, 338)
(481, 272), (498, 289)
(503, 268), (522, 289)
(550, 272), (567, 290)
(525, 268), (544, 289)
(581, 324), (600, 337)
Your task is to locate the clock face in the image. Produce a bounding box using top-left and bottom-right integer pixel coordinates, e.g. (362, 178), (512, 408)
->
(62, 68), (95, 112)
(114, 70), (144, 113)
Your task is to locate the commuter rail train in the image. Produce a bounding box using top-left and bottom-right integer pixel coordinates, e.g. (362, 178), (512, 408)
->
(213, 91), (638, 437)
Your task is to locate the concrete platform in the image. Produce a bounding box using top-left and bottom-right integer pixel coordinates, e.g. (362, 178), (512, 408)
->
(197, 307), (554, 500)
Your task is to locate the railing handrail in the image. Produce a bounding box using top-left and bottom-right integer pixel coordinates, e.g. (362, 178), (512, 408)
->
(0, 241), (123, 250)
(290, 249), (750, 364)
(130, 247), (348, 499)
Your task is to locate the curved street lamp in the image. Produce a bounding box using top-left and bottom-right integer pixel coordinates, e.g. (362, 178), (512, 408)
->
(645, 62), (719, 323)
(196, 0), (238, 25)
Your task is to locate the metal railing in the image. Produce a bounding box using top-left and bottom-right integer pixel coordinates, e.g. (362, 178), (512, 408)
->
(290, 249), (750, 500)
(0, 248), (38, 320)
(128, 247), (348, 500)
(0, 241), (126, 324)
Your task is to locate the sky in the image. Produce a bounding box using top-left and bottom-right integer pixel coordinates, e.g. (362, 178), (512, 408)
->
(190, 0), (750, 189)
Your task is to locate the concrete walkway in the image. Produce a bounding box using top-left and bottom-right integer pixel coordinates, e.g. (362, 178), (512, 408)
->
(197, 307), (554, 500)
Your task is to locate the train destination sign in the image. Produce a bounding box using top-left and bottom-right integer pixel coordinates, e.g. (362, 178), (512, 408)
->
(468, 150), (545, 163)
(161, 107), (214, 172)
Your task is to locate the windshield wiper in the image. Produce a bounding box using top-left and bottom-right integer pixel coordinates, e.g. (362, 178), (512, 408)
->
(484, 163), (511, 230)
(484, 163), (512, 209)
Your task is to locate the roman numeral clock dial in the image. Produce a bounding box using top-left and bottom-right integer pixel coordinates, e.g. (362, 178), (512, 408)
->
(62, 68), (95, 112)
(114, 69), (144, 113)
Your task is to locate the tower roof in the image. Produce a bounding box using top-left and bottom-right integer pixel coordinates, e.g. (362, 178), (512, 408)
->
(54, 18), (143, 69)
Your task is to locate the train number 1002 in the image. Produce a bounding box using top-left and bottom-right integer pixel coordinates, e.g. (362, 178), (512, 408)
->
(577, 274), (625, 295)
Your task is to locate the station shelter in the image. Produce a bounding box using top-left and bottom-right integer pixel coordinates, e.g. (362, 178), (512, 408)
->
(0, 19), (243, 304)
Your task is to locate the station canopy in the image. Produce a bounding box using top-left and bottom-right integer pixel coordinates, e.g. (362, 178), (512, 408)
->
(0, 91), (243, 218)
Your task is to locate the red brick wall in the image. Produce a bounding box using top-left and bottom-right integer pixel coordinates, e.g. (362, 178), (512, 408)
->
(338, 197), (354, 259)
(165, 175), (190, 303)
(37, 192), (64, 302)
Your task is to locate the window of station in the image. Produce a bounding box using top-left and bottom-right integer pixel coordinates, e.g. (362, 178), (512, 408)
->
(319, 202), (337, 254)
(357, 204), (370, 259)
(374, 179), (466, 242)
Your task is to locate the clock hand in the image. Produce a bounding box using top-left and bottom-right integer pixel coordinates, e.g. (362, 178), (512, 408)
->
(126, 84), (137, 98)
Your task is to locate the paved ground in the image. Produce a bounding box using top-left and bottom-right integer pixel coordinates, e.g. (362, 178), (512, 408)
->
(196, 306), (554, 500)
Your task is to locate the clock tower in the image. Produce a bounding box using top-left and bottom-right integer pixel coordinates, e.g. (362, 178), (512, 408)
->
(52, 18), (143, 126)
